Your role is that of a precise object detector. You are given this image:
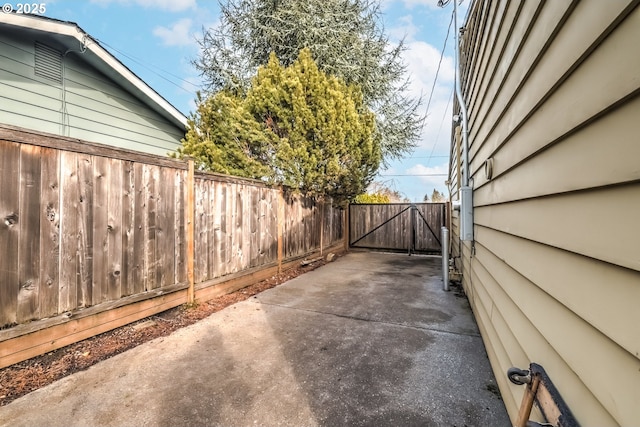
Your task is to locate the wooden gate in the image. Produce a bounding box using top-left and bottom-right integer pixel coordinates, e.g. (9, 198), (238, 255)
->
(348, 203), (448, 254)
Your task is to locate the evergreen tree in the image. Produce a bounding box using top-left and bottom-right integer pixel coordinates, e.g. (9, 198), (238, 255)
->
(357, 181), (406, 203)
(175, 49), (380, 202)
(174, 90), (274, 179)
(195, 0), (422, 163)
(430, 188), (445, 202)
(353, 192), (391, 204)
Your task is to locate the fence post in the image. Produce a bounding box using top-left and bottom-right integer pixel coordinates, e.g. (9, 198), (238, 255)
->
(409, 204), (416, 255)
(277, 187), (284, 273)
(319, 198), (324, 256)
(186, 159), (195, 303)
(343, 205), (349, 252)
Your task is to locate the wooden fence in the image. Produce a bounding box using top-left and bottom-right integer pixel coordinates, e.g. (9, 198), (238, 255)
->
(0, 125), (345, 368)
(349, 203), (448, 253)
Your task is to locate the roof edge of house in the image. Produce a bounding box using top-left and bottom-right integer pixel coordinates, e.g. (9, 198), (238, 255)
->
(1, 13), (188, 130)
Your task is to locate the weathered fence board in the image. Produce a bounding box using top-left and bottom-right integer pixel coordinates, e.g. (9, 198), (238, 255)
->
(0, 142), (188, 320)
(145, 164), (159, 291)
(77, 153), (94, 307)
(194, 177), (207, 283)
(39, 146), (60, 318)
(59, 151), (78, 313)
(122, 161), (135, 297)
(414, 203), (446, 252)
(229, 182), (238, 272)
(250, 187), (259, 268)
(17, 145), (42, 323)
(132, 162), (146, 295)
(191, 177), (285, 283)
(107, 158), (123, 301)
(0, 125), (346, 368)
(349, 203), (447, 253)
(0, 140), (21, 327)
(174, 168), (186, 286)
(92, 155), (109, 305)
(349, 204), (407, 250)
(206, 178), (216, 279)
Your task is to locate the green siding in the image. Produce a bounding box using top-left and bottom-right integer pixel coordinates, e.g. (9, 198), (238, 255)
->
(0, 30), (184, 156)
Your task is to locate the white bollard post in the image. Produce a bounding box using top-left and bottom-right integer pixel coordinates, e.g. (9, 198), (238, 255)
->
(441, 227), (449, 291)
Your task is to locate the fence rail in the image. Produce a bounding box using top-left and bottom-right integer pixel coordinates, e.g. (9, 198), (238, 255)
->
(349, 203), (447, 253)
(0, 125), (344, 367)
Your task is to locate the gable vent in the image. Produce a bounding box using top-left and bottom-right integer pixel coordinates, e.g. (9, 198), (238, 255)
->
(35, 42), (62, 84)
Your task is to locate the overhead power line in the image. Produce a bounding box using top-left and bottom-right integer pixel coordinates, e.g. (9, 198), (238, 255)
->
(419, 9), (455, 171)
(407, 155), (449, 159)
(379, 174), (448, 177)
(423, 11), (453, 118)
(95, 38), (199, 95)
(426, 87), (454, 162)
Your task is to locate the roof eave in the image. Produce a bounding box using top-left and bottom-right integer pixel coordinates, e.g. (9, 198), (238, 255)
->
(2, 13), (188, 130)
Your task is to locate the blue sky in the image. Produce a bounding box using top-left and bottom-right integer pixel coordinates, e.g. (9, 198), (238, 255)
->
(43, 0), (469, 202)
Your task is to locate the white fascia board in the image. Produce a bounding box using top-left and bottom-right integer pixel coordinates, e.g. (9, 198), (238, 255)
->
(2, 13), (188, 130)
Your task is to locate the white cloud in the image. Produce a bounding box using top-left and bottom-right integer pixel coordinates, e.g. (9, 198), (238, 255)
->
(90, 0), (196, 12)
(405, 162), (449, 193)
(382, 0), (470, 12)
(153, 18), (194, 46)
(370, 1), (464, 201)
(179, 74), (201, 94)
(381, 0), (444, 11)
(404, 40), (454, 93)
(387, 15), (420, 41)
(406, 163), (448, 178)
(402, 0), (443, 8)
(385, 12), (456, 148)
(399, 38), (455, 154)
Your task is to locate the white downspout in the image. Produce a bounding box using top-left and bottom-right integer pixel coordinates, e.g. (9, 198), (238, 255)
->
(453, 0), (473, 241)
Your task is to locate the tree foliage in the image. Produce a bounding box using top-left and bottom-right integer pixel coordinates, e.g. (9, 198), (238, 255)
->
(353, 192), (391, 204)
(423, 189), (445, 202)
(175, 49), (381, 201)
(355, 181), (407, 203)
(429, 188), (445, 202)
(195, 0), (422, 163)
(174, 90), (274, 178)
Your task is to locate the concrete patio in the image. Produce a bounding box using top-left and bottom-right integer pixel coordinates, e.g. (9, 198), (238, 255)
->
(0, 251), (509, 426)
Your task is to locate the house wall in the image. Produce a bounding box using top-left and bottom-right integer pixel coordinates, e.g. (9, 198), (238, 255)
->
(448, 1), (640, 425)
(0, 30), (184, 156)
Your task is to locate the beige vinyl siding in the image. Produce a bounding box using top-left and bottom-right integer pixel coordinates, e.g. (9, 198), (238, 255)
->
(473, 97), (640, 204)
(0, 31), (184, 156)
(448, 1), (640, 425)
(471, 5), (640, 179)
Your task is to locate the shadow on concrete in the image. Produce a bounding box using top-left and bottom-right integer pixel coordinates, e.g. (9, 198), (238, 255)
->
(158, 251), (509, 426)
(0, 252), (509, 427)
